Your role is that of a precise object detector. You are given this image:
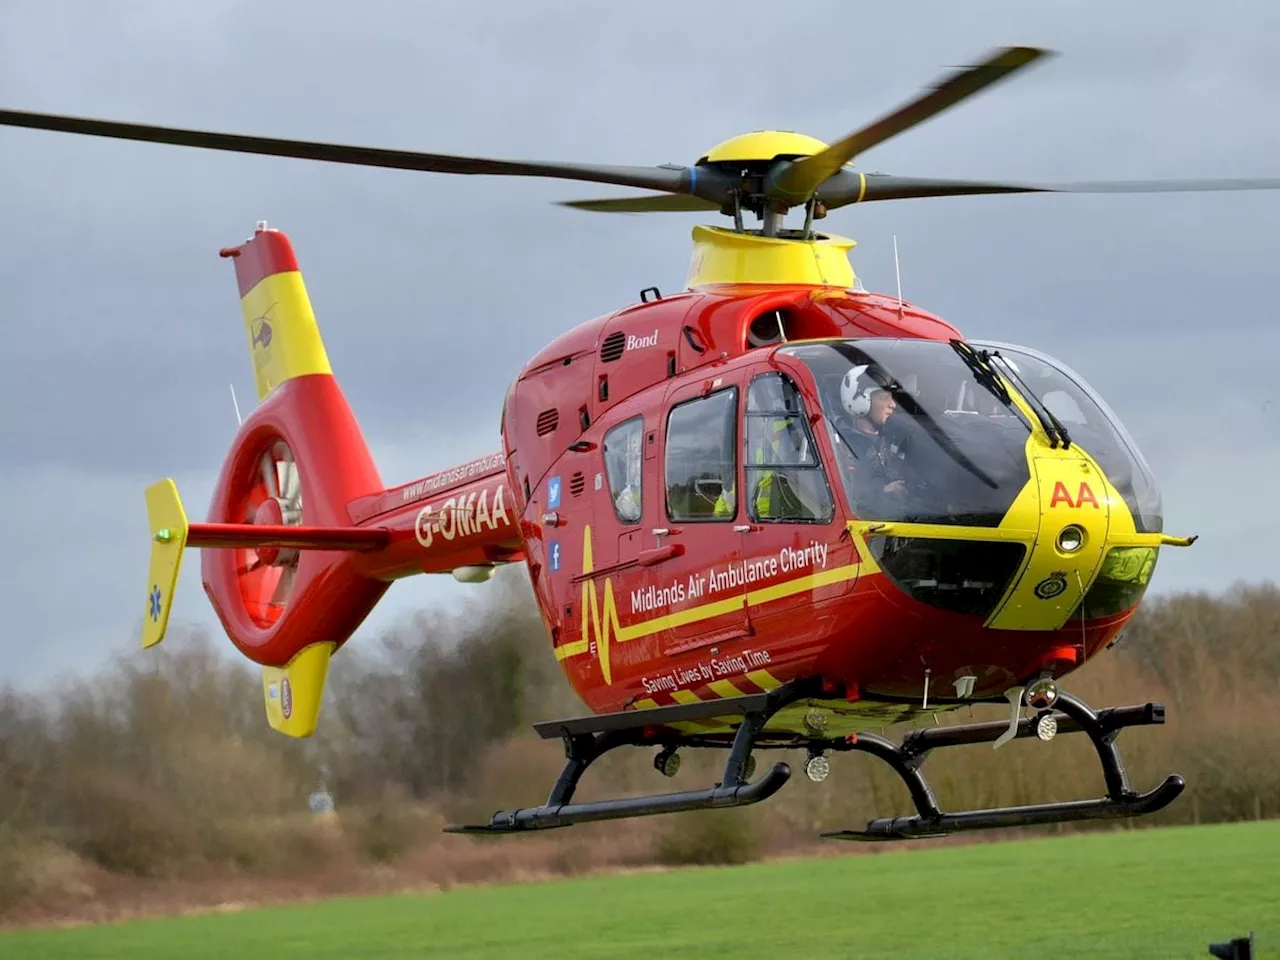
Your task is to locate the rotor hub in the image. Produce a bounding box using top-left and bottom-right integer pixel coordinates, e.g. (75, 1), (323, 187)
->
(251, 497), (285, 565)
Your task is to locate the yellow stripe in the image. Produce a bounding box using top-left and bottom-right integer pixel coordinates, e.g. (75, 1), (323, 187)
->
(746, 670), (782, 691)
(633, 698), (661, 710)
(241, 271), (332, 400)
(708, 679), (743, 698)
(746, 563), (859, 606)
(671, 689), (702, 704)
(554, 639), (589, 662)
(856, 171), (867, 203)
(850, 521), (1035, 543)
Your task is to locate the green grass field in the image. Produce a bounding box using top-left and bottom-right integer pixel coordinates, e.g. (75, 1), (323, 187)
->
(3, 821), (1277, 959)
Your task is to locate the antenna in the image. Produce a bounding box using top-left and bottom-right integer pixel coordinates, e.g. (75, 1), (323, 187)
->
(893, 235), (903, 311)
(229, 383), (243, 426)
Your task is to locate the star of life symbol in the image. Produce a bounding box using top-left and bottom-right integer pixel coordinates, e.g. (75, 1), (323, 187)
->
(149, 584), (163, 622)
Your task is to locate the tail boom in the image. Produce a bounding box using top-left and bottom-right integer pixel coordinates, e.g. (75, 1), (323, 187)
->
(187, 522), (389, 551)
(347, 451), (523, 581)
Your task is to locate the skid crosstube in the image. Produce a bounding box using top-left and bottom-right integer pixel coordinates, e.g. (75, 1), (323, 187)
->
(444, 679), (820, 835)
(823, 690), (1185, 842)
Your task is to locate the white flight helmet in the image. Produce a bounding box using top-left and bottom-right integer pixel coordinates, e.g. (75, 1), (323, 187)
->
(840, 364), (891, 418)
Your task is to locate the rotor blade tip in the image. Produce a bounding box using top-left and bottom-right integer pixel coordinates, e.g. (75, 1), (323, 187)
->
(994, 45), (1053, 67)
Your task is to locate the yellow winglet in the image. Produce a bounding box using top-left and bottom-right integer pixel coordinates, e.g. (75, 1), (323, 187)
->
(143, 479), (190, 649)
(262, 642), (334, 738)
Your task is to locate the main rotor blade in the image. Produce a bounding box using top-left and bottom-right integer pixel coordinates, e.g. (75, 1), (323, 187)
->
(817, 171), (1280, 208)
(559, 193), (722, 213)
(765, 46), (1052, 206)
(0, 108), (733, 199)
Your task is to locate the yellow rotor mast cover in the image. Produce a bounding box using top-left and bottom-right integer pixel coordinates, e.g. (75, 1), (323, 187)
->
(688, 131), (861, 289)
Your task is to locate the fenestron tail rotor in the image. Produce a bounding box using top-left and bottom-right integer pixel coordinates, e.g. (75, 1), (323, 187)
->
(236, 439), (305, 622)
(4, 44), (1280, 235)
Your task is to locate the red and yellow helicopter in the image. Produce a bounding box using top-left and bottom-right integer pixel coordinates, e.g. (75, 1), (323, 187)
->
(5, 46), (1277, 840)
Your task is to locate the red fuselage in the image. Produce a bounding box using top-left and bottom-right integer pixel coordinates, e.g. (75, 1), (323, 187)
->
(205, 281), (1156, 731)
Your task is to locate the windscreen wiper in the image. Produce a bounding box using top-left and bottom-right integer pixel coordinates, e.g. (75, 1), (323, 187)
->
(950, 339), (1011, 406)
(951, 339), (1068, 448)
(991, 350), (1072, 449)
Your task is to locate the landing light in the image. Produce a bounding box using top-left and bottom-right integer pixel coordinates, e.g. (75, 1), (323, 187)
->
(1056, 525), (1085, 554)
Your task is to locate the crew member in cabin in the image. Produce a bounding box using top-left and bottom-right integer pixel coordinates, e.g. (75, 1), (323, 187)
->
(714, 373), (824, 521)
(833, 363), (910, 519)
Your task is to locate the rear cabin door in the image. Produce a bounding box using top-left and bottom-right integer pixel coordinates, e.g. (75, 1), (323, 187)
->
(651, 371), (751, 670)
(565, 401), (651, 692)
(736, 365), (858, 644)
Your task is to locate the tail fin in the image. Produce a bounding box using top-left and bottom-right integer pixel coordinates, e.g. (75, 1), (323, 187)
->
(142, 479), (189, 649)
(220, 221), (331, 400)
(262, 642), (335, 738)
(142, 477), (387, 649)
(144, 222), (391, 741)
(144, 483), (336, 739)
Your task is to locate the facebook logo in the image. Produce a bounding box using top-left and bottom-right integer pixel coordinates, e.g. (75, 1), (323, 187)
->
(547, 476), (562, 509)
(548, 540), (561, 572)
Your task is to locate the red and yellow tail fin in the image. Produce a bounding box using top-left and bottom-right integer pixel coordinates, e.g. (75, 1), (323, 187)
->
(143, 223), (387, 741)
(220, 222), (331, 400)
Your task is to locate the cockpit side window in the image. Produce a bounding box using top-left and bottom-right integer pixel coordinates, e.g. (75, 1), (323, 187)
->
(602, 415), (644, 525)
(665, 387), (738, 522)
(744, 373), (834, 523)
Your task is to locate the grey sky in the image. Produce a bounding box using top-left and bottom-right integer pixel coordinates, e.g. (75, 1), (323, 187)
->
(2, 0), (1278, 689)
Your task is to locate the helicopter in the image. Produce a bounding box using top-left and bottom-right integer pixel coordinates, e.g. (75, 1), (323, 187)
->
(4, 45), (1277, 842)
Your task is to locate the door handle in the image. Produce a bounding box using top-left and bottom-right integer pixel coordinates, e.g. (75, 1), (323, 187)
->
(638, 543), (685, 566)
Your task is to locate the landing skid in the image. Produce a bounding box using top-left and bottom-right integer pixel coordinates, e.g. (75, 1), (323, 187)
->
(823, 691), (1185, 841)
(444, 679), (822, 834)
(443, 680), (1185, 838)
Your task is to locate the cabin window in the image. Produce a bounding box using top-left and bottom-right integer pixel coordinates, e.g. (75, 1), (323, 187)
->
(665, 387), (738, 521)
(603, 416), (644, 524)
(744, 373), (834, 523)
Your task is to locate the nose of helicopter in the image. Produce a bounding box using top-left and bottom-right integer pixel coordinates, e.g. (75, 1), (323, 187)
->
(979, 449), (1113, 631)
(850, 440), (1192, 633)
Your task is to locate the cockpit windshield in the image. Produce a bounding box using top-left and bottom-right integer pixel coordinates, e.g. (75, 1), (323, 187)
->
(973, 341), (1163, 533)
(778, 339), (1034, 526)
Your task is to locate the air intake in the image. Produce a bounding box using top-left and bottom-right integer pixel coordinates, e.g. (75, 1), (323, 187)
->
(536, 409), (559, 436)
(600, 332), (626, 363)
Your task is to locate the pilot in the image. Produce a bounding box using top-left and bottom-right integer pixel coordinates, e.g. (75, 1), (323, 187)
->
(835, 364), (908, 515)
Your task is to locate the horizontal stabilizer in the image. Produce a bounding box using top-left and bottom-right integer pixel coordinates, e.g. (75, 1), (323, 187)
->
(187, 522), (389, 551)
(143, 479), (190, 649)
(262, 641), (334, 737)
